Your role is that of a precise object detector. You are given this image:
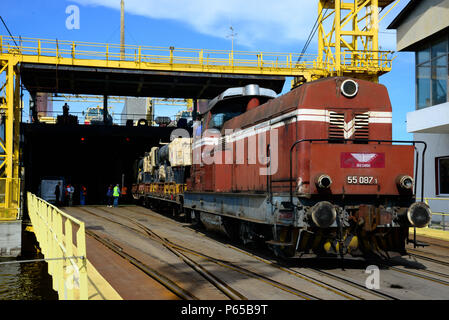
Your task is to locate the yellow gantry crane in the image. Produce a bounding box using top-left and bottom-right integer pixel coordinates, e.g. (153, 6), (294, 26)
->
(294, 0), (400, 85)
(0, 0), (399, 217)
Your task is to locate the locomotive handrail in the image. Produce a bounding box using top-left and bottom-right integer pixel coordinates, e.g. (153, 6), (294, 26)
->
(288, 139), (427, 205)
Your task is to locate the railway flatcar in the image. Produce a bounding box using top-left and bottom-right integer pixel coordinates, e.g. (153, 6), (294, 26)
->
(133, 77), (432, 258)
(132, 136), (191, 216)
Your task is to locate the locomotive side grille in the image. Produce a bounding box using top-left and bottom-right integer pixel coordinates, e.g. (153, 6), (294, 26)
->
(328, 112), (345, 140)
(220, 136), (231, 151)
(354, 113), (369, 140)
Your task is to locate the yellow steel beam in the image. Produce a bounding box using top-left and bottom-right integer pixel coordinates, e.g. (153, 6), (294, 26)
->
(0, 35), (326, 76)
(0, 56), (21, 219)
(0, 33), (392, 82)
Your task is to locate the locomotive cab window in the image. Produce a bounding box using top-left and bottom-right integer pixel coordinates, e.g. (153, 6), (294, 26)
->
(208, 103), (245, 130)
(436, 156), (449, 195)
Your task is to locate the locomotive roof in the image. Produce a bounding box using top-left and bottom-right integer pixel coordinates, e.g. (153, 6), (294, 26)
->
(221, 77), (391, 132)
(201, 84), (277, 115)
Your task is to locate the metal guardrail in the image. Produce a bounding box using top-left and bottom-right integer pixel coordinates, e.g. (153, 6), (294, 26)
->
(27, 193), (88, 300)
(0, 35), (393, 76)
(425, 197), (449, 231)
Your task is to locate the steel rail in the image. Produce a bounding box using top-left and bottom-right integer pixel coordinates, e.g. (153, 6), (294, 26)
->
(407, 249), (449, 264)
(76, 206), (246, 300)
(104, 207), (375, 300)
(170, 245), (318, 300)
(116, 205), (392, 300)
(97, 206), (316, 300)
(408, 252), (449, 268)
(226, 245), (396, 300)
(382, 262), (449, 287)
(85, 228), (198, 300)
(302, 267), (399, 300)
(81, 206), (318, 300)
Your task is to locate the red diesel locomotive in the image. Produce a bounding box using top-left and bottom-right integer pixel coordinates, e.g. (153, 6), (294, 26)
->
(135, 76), (432, 258)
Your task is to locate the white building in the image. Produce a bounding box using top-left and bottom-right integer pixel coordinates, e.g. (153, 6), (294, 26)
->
(388, 0), (449, 224)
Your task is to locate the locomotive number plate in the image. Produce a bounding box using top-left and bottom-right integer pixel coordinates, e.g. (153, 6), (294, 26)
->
(346, 176), (378, 185)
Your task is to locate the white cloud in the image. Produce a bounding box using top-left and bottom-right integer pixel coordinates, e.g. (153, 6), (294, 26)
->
(73, 0), (402, 52)
(72, 0), (317, 48)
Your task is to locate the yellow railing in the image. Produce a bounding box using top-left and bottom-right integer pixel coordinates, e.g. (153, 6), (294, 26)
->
(424, 197), (449, 231)
(27, 192), (88, 300)
(0, 178), (21, 220)
(0, 35), (393, 76)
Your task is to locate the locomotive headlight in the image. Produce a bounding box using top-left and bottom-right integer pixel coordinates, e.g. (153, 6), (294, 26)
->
(396, 175), (414, 190)
(341, 79), (359, 98)
(315, 174), (332, 189)
(407, 202), (432, 228)
(309, 201), (337, 228)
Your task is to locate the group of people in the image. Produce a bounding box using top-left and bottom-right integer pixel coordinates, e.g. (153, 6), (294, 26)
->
(54, 182), (127, 207)
(54, 182), (87, 207)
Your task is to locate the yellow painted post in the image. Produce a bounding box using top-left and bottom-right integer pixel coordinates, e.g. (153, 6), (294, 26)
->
(352, 0), (359, 67)
(71, 41), (75, 62)
(371, 0), (379, 66)
(65, 219), (74, 300)
(4, 60), (13, 215)
(318, 0), (324, 67)
(46, 201), (52, 259)
(76, 223), (88, 300)
(335, 0), (341, 75)
(199, 49), (203, 65)
(138, 46), (141, 64)
(50, 206), (57, 288)
(51, 207), (59, 293)
(38, 40), (41, 56)
(55, 211), (64, 299)
(13, 74), (20, 209)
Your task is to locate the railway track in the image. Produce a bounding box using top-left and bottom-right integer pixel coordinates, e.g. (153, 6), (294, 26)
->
(408, 250), (449, 268)
(85, 228), (198, 300)
(382, 262), (449, 287)
(76, 205), (449, 299)
(77, 207), (247, 300)
(76, 206), (321, 300)
(87, 206), (399, 300)
(223, 243), (397, 300)
(408, 247), (449, 262)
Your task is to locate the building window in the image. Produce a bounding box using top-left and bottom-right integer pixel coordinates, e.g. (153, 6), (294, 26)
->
(416, 35), (448, 109)
(436, 156), (449, 195)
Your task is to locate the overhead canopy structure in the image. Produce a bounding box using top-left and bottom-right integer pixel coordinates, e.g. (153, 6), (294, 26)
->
(19, 63), (285, 99)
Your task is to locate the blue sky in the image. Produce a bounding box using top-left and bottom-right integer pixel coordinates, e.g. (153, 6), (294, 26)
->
(2, 0), (414, 140)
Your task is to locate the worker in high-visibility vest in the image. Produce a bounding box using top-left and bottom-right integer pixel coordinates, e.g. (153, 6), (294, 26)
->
(113, 184), (121, 208)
